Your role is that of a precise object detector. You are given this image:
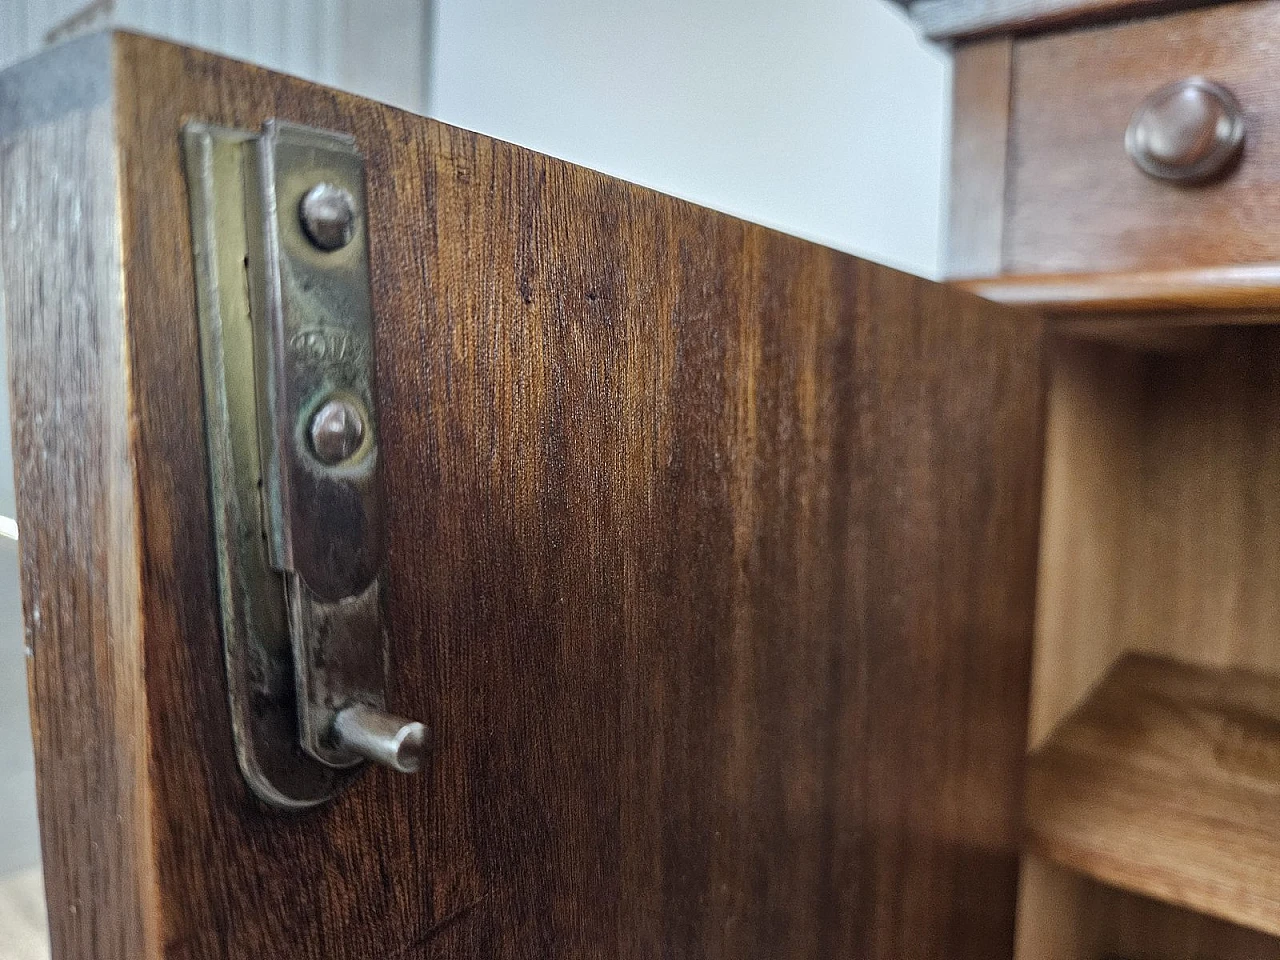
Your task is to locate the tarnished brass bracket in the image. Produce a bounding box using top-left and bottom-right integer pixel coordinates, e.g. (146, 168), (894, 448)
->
(183, 121), (425, 810)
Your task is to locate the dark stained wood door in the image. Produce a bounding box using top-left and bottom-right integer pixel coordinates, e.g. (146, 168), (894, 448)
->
(0, 31), (1045, 960)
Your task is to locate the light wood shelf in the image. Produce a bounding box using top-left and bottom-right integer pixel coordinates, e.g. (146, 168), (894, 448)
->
(1025, 653), (1280, 937)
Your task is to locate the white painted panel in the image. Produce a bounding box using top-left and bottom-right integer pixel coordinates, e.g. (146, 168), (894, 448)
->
(109, 0), (430, 111)
(0, 0), (108, 69)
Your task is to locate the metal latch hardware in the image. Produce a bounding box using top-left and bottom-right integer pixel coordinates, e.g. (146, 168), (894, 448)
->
(183, 120), (425, 809)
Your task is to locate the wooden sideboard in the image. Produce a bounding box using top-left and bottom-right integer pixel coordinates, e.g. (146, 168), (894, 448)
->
(909, 2), (1280, 956)
(3, 19), (1278, 960)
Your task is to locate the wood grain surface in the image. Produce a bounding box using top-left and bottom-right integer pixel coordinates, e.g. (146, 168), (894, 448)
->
(962, 264), (1280, 313)
(0, 34), (157, 960)
(1016, 330), (1280, 958)
(1016, 855), (1280, 960)
(1030, 330), (1280, 749)
(1026, 654), (1280, 936)
(3, 31), (1048, 960)
(946, 38), (1012, 280)
(1006, 0), (1280, 275)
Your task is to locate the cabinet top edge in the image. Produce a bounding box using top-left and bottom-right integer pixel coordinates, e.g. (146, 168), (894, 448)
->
(0, 30), (118, 137)
(903, 0), (1227, 42)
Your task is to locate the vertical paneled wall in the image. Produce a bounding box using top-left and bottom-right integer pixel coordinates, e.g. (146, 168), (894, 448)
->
(0, 0), (431, 111)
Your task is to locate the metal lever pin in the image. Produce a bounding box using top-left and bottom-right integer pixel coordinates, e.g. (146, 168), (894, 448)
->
(332, 706), (427, 775)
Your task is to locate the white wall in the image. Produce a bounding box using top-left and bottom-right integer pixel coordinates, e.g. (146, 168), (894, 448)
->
(429, 0), (949, 276)
(3, 0), (949, 273)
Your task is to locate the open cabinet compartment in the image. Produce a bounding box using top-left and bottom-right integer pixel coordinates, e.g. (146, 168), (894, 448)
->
(1016, 325), (1280, 958)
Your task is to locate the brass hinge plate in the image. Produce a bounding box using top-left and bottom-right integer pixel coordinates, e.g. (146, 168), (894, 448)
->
(183, 120), (424, 810)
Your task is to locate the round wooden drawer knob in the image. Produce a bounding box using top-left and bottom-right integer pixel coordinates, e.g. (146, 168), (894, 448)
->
(1125, 77), (1245, 183)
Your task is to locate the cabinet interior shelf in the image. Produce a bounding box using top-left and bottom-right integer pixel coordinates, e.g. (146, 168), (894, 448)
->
(1025, 653), (1280, 937)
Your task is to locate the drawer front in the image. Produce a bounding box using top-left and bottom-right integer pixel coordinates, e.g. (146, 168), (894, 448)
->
(1006, 0), (1280, 275)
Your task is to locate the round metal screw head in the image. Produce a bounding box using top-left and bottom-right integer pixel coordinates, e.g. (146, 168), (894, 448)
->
(299, 182), (357, 251)
(309, 397), (367, 465)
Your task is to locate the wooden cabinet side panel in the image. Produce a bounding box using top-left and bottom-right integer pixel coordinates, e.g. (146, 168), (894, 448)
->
(0, 34), (158, 960)
(37, 31), (1061, 960)
(946, 37), (1013, 279)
